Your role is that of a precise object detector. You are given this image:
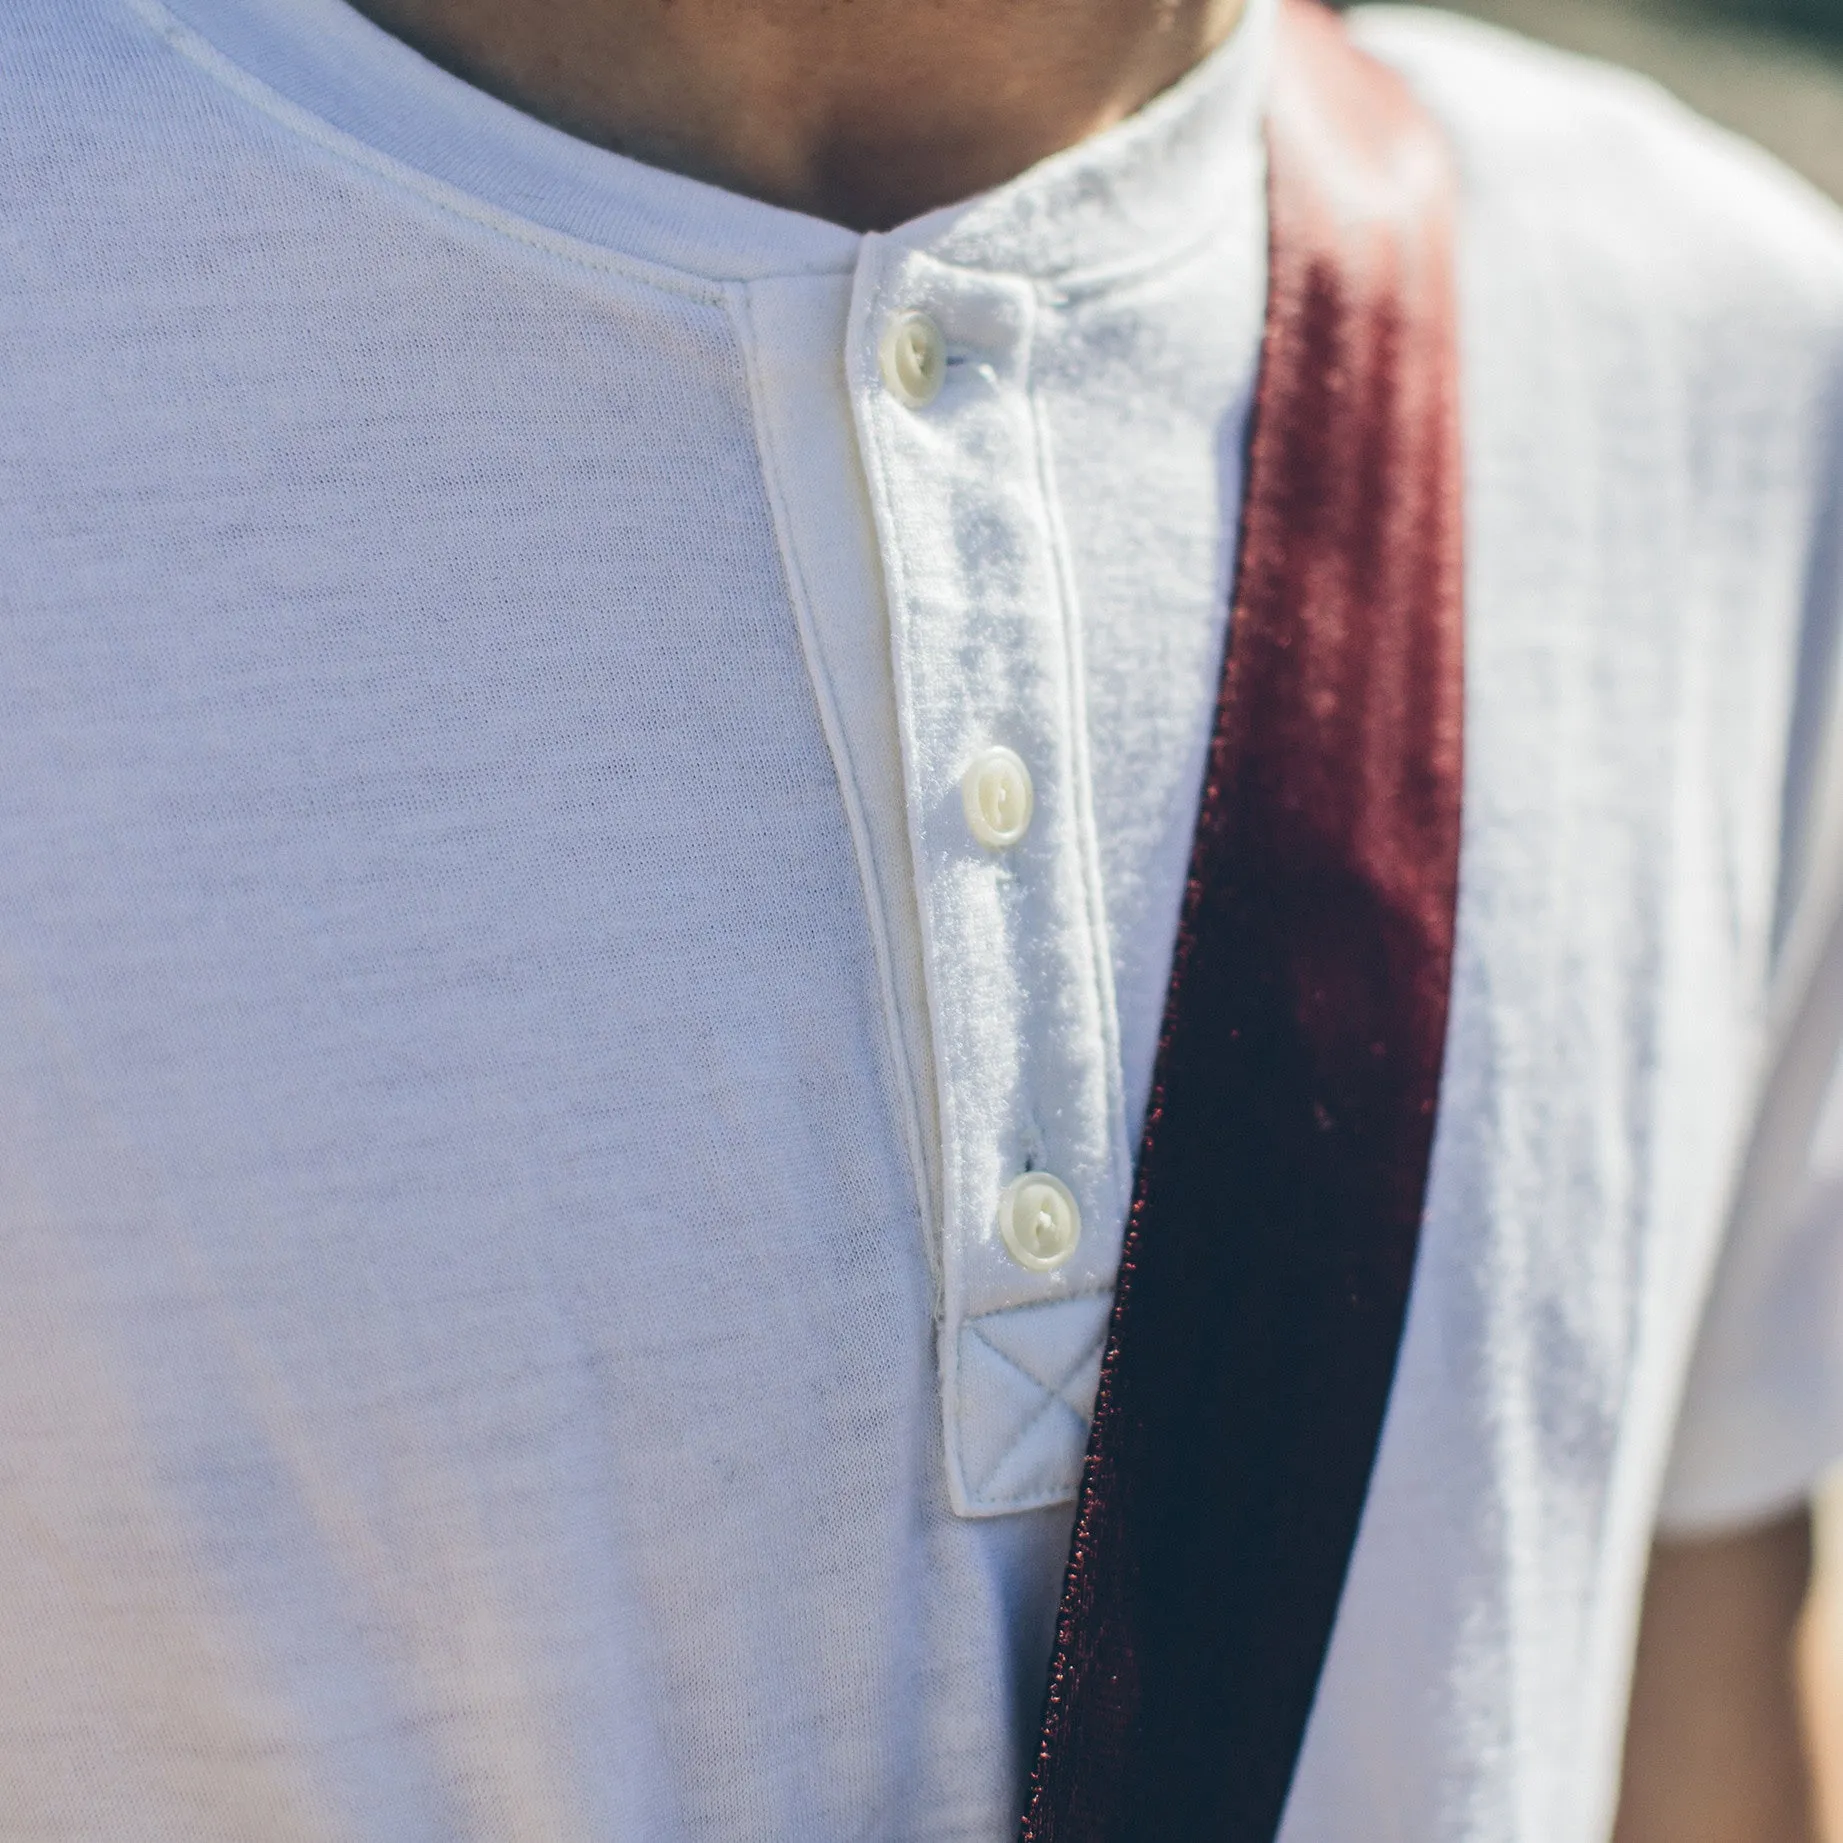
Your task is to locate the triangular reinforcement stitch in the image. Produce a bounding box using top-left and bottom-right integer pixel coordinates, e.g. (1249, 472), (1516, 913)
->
(968, 1293), (1112, 1395)
(957, 1294), (1112, 1509)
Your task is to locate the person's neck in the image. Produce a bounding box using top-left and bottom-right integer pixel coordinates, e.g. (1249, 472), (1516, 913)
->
(344, 0), (1248, 230)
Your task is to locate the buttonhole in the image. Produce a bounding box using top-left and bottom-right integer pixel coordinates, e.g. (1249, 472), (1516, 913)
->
(1021, 1117), (1046, 1173)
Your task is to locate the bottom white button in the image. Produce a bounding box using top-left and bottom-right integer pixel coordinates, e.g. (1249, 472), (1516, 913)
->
(997, 1172), (1082, 1273)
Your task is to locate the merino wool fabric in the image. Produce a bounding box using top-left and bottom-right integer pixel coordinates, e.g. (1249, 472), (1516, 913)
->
(2, 0), (1843, 1838)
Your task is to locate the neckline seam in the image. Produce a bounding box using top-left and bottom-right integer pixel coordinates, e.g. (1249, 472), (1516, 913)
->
(123, 0), (1269, 303)
(121, 0), (823, 306)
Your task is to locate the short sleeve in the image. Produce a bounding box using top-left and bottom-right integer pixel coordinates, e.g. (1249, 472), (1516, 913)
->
(1659, 479), (1843, 1536)
(1659, 1006), (1843, 1533)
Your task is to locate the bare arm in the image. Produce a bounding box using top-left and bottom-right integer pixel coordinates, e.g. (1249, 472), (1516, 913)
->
(1614, 1507), (1818, 1843)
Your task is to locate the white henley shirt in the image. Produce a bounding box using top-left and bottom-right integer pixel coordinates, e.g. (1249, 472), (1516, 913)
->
(4, 0), (1843, 1837)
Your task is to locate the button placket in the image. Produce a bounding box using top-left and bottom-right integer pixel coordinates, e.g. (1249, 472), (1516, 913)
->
(848, 245), (1130, 1516)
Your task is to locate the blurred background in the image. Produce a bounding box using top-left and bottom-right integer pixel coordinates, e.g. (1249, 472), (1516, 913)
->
(1388, 0), (1843, 1817)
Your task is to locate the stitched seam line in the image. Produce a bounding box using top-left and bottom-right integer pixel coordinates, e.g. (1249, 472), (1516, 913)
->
(730, 280), (941, 1291)
(124, 0), (732, 306)
(961, 1316), (1107, 1499)
(962, 1369), (1082, 1500)
(965, 1316), (1108, 1401)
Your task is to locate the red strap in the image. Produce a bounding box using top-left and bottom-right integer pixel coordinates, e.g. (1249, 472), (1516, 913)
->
(1018, 4), (1464, 1836)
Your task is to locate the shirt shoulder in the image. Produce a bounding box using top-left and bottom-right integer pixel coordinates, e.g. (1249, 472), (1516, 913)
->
(1348, 6), (1843, 756)
(1349, 4), (1843, 339)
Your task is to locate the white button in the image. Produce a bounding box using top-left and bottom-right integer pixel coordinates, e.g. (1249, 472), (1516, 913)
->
(997, 1171), (1082, 1272)
(880, 311), (946, 408)
(961, 745), (1034, 849)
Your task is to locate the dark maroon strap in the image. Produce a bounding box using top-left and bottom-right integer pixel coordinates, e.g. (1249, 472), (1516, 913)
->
(1018, 5), (1464, 1838)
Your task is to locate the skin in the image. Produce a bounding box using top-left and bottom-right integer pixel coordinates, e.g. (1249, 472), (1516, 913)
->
(342, 3), (1824, 1829)
(1615, 1508), (1819, 1843)
(344, 0), (1248, 228)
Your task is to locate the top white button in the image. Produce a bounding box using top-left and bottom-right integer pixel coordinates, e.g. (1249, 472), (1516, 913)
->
(997, 1171), (1082, 1272)
(881, 311), (947, 409)
(961, 745), (1034, 848)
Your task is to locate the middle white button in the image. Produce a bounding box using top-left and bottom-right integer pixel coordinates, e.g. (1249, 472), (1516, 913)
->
(961, 745), (1034, 848)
